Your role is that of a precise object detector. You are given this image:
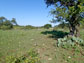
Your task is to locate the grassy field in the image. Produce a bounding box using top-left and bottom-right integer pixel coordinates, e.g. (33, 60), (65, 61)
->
(0, 29), (84, 63)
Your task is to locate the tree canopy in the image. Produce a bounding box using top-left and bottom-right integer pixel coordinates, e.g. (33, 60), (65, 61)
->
(45, 0), (84, 37)
(44, 24), (52, 29)
(0, 17), (18, 30)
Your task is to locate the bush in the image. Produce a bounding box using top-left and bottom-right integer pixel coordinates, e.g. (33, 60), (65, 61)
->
(57, 36), (84, 48)
(1, 25), (13, 30)
(44, 24), (52, 29)
(0, 20), (13, 30)
(25, 25), (37, 29)
(6, 49), (41, 63)
(0, 17), (18, 30)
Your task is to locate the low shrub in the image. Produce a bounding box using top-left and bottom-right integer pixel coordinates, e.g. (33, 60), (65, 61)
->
(1, 25), (13, 30)
(57, 36), (84, 48)
(25, 25), (38, 29)
(0, 20), (13, 30)
(6, 49), (41, 63)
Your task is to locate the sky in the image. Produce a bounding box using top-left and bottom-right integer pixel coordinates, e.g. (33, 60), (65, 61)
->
(0, 0), (55, 26)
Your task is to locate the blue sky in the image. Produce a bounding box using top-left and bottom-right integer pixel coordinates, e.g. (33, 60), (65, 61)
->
(0, 0), (54, 26)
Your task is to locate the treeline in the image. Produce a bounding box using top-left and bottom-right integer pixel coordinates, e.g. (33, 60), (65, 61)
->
(1, 16), (84, 30)
(0, 17), (52, 30)
(17, 24), (52, 30)
(0, 17), (18, 30)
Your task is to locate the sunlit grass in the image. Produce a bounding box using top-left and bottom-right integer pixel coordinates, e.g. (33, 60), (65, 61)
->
(0, 29), (84, 63)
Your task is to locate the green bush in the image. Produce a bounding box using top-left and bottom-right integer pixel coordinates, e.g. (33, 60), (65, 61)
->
(0, 17), (18, 30)
(57, 36), (84, 48)
(1, 25), (13, 30)
(6, 49), (41, 63)
(0, 20), (13, 30)
(44, 24), (52, 29)
(25, 25), (37, 29)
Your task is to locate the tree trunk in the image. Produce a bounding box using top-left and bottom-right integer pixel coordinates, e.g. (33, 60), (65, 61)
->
(69, 24), (80, 37)
(75, 25), (80, 37)
(69, 24), (75, 36)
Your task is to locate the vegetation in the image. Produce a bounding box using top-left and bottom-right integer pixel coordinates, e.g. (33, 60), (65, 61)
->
(6, 49), (41, 63)
(13, 24), (52, 30)
(0, 29), (84, 63)
(43, 24), (52, 29)
(11, 18), (18, 26)
(0, 0), (84, 63)
(25, 25), (38, 29)
(1, 20), (13, 30)
(0, 17), (18, 30)
(57, 36), (84, 48)
(53, 23), (69, 30)
(45, 0), (84, 37)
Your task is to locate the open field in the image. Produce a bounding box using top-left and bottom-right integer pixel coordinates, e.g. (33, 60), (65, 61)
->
(0, 29), (84, 63)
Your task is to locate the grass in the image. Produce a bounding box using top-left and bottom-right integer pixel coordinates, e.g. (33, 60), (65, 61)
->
(0, 29), (84, 63)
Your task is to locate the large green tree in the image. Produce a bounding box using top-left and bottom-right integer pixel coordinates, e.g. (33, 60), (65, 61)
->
(45, 0), (84, 37)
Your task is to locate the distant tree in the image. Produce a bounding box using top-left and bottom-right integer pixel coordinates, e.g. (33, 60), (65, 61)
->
(3, 20), (12, 26)
(0, 17), (18, 30)
(44, 24), (52, 29)
(1, 20), (13, 29)
(11, 18), (18, 26)
(0, 17), (7, 26)
(45, 0), (84, 37)
(25, 25), (36, 29)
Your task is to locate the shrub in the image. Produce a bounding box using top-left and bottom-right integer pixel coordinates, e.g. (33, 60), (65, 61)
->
(0, 17), (18, 30)
(44, 24), (52, 29)
(6, 49), (41, 63)
(0, 20), (13, 30)
(1, 25), (13, 30)
(57, 36), (84, 48)
(25, 25), (37, 29)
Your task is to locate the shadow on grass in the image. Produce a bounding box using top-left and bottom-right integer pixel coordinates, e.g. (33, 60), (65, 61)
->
(41, 30), (69, 40)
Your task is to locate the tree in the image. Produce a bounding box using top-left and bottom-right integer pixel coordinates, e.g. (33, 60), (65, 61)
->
(45, 0), (84, 37)
(44, 24), (52, 29)
(0, 17), (18, 29)
(11, 18), (18, 26)
(25, 25), (36, 29)
(0, 17), (7, 26)
(1, 20), (13, 29)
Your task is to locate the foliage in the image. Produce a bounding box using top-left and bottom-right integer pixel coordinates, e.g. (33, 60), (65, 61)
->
(80, 19), (84, 29)
(58, 23), (69, 28)
(6, 49), (41, 63)
(0, 25), (13, 30)
(25, 25), (38, 29)
(13, 25), (44, 30)
(0, 20), (13, 30)
(11, 18), (18, 26)
(45, 0), (84, 36)
(53, 23), (69, 30)
(57, 36), (84, 48)
(43, 24), (52, 29)
(0, 16), (18, 30)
